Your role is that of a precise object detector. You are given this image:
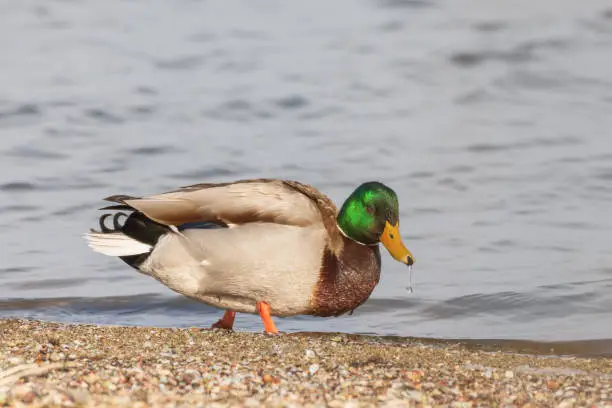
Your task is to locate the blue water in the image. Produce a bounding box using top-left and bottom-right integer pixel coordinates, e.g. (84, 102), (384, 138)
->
(1, 0), (612, 341)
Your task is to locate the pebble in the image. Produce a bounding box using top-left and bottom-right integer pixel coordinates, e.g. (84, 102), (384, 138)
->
(558, 398), (577, 408)
(84, 373), (100, 385)
(262, 374), (276, 384)
(7, 357), (23, 365)
(422, 382), (435, 390)
(11, 384), (35, 403)
(66, 389), (91, 404)
(243, 398), (260, 407)
(49, 352), (64, 362)
(405, 390), (423, 401)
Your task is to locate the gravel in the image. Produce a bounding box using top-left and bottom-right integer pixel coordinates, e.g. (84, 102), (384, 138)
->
(0, 319), (610, 407)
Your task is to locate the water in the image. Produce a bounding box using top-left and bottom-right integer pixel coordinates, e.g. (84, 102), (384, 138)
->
(1, 0), (611, 343)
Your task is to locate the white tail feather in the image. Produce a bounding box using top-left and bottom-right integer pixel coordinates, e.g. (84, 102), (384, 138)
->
(84, 232), (152, 257)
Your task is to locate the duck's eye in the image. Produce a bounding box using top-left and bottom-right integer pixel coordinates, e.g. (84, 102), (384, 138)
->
(366, 206), (375, 215)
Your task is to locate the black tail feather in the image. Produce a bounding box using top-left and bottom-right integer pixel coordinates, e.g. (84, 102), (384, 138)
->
(99, 204), (132, 211)
(94, 211), (170, 269)
(98, 214), (113, 232)
(121, 212), (170, 246)
(103, 194), (139, 203)
(100, 194), (139, 211)
(113, 212), (127, 230)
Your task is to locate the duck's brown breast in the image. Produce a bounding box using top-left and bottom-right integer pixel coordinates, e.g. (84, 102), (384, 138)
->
(310, 238), (381, 317)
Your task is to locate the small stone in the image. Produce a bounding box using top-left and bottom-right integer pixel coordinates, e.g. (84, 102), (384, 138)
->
(262, 374), (278, 384)
(309, 364), (320, 375)
(405, 390), (422, 400)
(390, 382), (405, 390)
(84, 373), (99, 385)
(505, 370), (514, 379)
(22, 391), (36, 404)
(558, 398), (577, 408)
(243, 397), (260, 407)
(305, 349), (315, 359)
(111, 396), (132, 405)
(408, 369), (424, 382)
(65, 389), (90, 404)
(422, 382), (435, 390)
(49, 352), (64, 362)
(11, 384), (35, 403)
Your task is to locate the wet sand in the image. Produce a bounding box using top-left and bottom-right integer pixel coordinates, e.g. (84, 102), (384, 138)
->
(0, 319), (610, 407)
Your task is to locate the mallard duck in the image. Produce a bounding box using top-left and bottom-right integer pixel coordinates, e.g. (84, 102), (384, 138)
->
(84, 179), (414, 333)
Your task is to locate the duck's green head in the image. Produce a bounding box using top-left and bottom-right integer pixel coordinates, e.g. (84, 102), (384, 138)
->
(337, 182), (414, 265)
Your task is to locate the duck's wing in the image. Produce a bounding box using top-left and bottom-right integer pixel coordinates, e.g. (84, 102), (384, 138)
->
(102, 179), (339, 233)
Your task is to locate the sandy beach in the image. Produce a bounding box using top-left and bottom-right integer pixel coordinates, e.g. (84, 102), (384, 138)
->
(0, 319), (610, 407)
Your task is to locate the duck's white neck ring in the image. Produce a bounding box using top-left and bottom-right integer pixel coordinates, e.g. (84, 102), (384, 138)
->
(336, 222), (379, 247)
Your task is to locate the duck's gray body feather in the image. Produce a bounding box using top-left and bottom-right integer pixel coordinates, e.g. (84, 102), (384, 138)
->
(138, 223), (327, 316)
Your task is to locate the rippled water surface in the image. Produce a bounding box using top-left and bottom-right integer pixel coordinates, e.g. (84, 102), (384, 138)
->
(1, 0), (611, 342)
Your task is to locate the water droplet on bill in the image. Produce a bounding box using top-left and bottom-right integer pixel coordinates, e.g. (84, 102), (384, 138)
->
(406, 265), (414, 293)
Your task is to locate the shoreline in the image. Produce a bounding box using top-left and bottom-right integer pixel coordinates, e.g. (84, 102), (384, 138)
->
(294, 332), (612, 359)
(1, 319), (610, 407)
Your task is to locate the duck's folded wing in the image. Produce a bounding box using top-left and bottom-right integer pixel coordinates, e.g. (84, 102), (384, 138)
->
(103, 179), (337, 228)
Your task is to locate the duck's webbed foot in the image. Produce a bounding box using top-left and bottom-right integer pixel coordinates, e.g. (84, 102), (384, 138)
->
(256, 301), (279, 334)
(211, 310), (235, 330)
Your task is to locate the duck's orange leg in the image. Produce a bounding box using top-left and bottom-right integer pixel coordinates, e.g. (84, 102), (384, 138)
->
(256, 301), (279, 334)
(211, 310), (236, 330)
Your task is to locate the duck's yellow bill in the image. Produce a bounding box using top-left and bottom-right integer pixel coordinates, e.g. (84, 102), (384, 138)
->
(380, 221), (415, 266)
